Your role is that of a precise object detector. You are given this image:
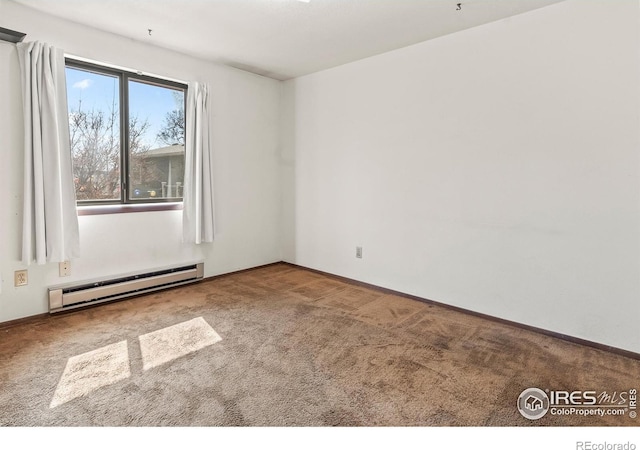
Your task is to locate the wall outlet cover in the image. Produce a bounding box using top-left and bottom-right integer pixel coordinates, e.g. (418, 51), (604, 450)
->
(59, 261), (71, 277)
(14, 270), (28, 287)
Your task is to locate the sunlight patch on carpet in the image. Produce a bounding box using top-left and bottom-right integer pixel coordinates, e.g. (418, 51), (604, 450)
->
(50, 340), (130, 408)
(139, 317), (222, 371)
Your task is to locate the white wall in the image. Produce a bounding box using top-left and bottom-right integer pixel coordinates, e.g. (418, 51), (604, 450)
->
(0, 1), (282, 322)
(282, 0), (640, 353)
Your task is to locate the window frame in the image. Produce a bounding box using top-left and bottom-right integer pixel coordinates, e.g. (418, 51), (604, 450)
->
(65, 58), (188, 213)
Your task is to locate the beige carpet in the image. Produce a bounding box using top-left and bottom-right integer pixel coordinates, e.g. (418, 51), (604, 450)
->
(0, 263), (638, 426)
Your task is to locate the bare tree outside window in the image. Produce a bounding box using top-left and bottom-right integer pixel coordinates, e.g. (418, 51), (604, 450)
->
(157, 91), (185, 146)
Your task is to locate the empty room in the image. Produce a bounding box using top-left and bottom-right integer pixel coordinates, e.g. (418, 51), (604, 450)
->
(0, 0), (639, 440)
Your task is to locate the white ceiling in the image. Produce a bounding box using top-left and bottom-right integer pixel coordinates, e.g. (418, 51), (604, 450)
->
(11, 0), (564, 80)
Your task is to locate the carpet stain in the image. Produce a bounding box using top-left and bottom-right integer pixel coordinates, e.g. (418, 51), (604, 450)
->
(321, 408), (361, 426)
(222, 398), (248, 426)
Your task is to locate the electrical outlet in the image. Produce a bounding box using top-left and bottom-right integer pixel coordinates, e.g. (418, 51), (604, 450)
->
(14, 270), (28, 287)
(59, 261), (71, 277)
(356, 246), (363, 259)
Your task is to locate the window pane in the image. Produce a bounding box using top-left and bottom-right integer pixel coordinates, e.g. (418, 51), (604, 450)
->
(128, 80), (185, 201)
(66, 67), (121, 201)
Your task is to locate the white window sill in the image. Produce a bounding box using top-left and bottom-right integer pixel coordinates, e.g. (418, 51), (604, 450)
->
(77, 203), (183, 216)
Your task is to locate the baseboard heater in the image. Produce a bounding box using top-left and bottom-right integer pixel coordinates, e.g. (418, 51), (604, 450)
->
(48, 262), (204, 313)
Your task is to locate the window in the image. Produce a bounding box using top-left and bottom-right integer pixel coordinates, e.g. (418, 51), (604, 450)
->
(65, 60), (186, 209)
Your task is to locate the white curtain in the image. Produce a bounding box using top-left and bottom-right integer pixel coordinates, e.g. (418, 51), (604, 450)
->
(183, 82), (215, 244)
(17, 41), (80, 265)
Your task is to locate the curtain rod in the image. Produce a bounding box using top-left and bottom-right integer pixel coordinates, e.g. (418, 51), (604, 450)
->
(0, 26), (26, 44)
(65, 53), (189, 85)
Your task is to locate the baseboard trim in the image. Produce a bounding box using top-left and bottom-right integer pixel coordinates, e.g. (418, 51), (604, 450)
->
(0, 312), (50, 331)
(283, 262), (640, 362)
(198, 261), (285, 283)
